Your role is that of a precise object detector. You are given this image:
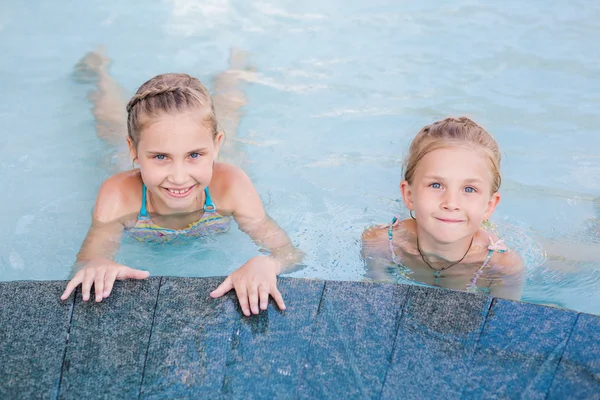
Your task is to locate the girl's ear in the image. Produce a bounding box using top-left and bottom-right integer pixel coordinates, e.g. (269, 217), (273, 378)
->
(484, 192), (501, 220)
(127, 136), (137, 163)
(400, 180), (414, 211)
(214, 131), (225, 157)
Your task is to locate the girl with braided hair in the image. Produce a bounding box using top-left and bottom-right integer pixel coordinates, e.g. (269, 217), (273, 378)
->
(361, 117), (525, 300)
(62, 49), (303, 316)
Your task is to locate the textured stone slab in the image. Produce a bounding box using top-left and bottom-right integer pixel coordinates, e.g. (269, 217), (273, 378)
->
(548, 313), (600, 400)
(2, 276), (600, 400)
(139, 276), (240, 399)
(0, 281), (72, 399)
(221, 278), (325, 399)
(463, 299), (578, 399)
(298, 280), (408, 399)
(381, 286), (491, 400)
(59, 277), (161, 399)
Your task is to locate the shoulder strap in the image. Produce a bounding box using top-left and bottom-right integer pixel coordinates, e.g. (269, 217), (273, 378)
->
(138, 184), (150, 220)
(388, 216), (399, 263)
(204, 186), (216, 212)
(481, 249), (494, 269)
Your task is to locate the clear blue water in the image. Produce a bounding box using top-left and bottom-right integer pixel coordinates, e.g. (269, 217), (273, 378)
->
(1, 1), (599, 314)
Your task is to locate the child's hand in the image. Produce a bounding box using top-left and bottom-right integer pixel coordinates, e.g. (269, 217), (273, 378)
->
(210, 255), (285, 316)
(60, 258), (150, 302)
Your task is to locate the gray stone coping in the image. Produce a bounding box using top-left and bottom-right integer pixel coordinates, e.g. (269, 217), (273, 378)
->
(0, 277), (598, 399)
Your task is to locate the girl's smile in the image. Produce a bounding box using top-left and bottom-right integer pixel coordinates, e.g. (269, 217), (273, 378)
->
(435, 217), (464, 223)
(163, 184), (197, 199)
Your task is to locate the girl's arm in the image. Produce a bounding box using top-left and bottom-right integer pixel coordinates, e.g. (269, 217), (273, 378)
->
(488, 251), (525, 301)
(229, 168), (305, 270)
(361, 226), (395, 282)
(209, 166), (304, 315)
(73, 218), (123, 270)
(61, 178), (149, 302)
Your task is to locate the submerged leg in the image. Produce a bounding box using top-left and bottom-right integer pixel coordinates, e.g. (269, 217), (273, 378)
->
(211, 48), (254, 164)
(74, 46), (130, 170)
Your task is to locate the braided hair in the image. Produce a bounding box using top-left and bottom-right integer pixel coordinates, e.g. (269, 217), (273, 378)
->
(126, 73), (218, 149)
(403, 117), (502, 194)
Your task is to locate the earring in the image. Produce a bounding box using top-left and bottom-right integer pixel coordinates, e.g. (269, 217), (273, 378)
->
(482, 219), (497, 231)
(410, 210), (416, 220)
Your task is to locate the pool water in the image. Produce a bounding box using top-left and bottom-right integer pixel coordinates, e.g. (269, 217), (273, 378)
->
(1, 0), (599, 314)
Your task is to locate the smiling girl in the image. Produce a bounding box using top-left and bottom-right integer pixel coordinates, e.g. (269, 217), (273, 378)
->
(61, 52), (303, 316)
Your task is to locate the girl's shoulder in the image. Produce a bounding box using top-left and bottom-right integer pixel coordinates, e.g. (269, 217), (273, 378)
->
(93, 169), (143, 223)
(361, 218), (416, 265)
(211, 161), (249, 186)
(482, 230), (524, 273)
(491, 250), (524, 274)
(361, 217), (414, 245)
(211, 162), (250, 186)
(209, 162), (256, 207)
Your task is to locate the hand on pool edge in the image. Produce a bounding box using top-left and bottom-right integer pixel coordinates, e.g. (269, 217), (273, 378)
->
(60, 258), (150, 302)
(210, 255), (285, 316)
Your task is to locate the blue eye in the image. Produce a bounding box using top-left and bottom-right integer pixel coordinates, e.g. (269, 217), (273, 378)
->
(430, 182), (441, 189)
(464, 186), (476, 193)
(154, 154), (166, 160)
(190, 152), (200, 159)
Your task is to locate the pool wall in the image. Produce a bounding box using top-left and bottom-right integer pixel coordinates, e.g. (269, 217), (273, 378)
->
(1, 277), (598, 399)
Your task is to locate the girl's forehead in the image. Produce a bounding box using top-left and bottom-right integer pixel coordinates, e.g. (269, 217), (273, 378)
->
(416, 147), (493, 180)
(138, 113), (214, 147)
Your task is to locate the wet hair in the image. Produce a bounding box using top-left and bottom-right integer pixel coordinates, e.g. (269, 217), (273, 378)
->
(403, 116), (502, 193)
(126, 73), (218, 149)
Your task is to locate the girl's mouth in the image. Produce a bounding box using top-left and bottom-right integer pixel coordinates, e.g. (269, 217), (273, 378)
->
(163, 185), (195, 198)
(436, 217), (464, 223)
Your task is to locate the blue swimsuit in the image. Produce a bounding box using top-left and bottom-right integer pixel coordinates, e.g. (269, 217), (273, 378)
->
(124, 184), (231, 243)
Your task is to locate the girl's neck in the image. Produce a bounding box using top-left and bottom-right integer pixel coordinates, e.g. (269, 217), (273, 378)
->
(146, 188), (205, 217)
(414, 227), (474, 263)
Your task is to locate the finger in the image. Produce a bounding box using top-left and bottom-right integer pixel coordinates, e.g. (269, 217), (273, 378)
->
(259, 284), (270, 311)
(116, 266), (150, 280)
(61, 274), (83, 300)
(103, 269), (119, 298)
(81, 271), (95, 302)
(94, 271), (106, 302)
(248, 284), (259, 315)
(271, 287), (286, 311)
(235, 284), (250, 317)
(210, 277), (233, 298)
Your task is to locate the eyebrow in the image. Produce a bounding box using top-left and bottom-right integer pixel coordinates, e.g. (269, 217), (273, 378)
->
(462, 178), (484, 184)
(186, 148), (208, 154)
(146, 148), (208, 156)
(423, 175), (484, 184)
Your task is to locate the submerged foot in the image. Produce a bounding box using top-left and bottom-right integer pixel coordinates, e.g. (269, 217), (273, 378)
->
(228, 47), (253, 71)
(73, 46), (110, 83)
(225, 47), (257, 82)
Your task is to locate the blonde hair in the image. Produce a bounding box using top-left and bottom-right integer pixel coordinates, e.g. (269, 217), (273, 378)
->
(403, 116), (502, 193)
(126, 73), (218, 148)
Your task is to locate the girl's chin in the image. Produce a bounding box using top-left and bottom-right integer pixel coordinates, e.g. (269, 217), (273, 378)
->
(151, 187), (200, 210)
(426, 230), (476, 246)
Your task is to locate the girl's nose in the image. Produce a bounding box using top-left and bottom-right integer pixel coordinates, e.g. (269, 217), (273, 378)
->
(168, 162), (189, 185)
(441, 191), (460, 211)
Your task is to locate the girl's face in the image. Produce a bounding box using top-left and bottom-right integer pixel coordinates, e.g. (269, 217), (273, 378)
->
(401, 146), (500, 245)
(130, 111), (222, 214)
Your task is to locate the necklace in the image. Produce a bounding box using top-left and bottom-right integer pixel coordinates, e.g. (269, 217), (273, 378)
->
(416, 235), (474, 279)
